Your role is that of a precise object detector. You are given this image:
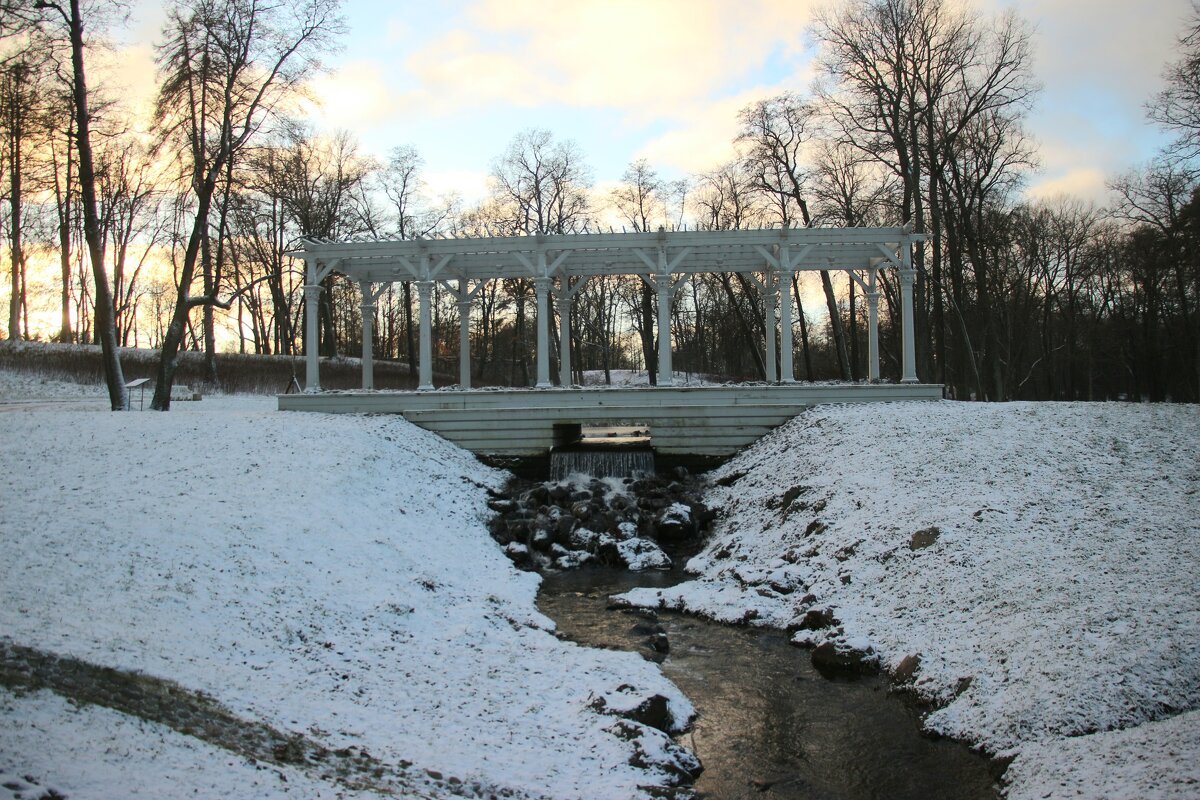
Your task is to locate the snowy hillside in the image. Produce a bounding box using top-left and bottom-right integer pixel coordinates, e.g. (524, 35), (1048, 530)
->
(618, 401), (1200, 799)
(0, 392), (696, 799)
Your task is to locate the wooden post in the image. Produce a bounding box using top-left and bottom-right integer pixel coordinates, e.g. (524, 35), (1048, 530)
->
(417, 279), (434, 391)
(764, 270), (778, 382)
(656, 247), (673, 386)
(359, 280), (375, 390)
(900, 244), (918, 384)
(779, 246), (795, 383)
(557, 292), (571, 387)
(535, 274), (552, 388)
(867, 270), (880, 383)
(458, 280), (472, 388)
(304, 267), (321, 392)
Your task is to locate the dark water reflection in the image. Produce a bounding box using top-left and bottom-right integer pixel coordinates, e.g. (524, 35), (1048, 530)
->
(538, 568), (1000, 800)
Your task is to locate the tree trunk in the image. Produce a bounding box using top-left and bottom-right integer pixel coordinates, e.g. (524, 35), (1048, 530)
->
(794, 275), (814, 381)
(7, 69), (24, 341)
(66, 0), (125, 409)
(403, 281), (415, 376)
(820, 270), (851, 380)
(152, 188), (212, 410)
(56, 118), (75, 343)
(639, 281), (657, 385)
(719, 273), (767, 380)
(848, 274), (858, 381)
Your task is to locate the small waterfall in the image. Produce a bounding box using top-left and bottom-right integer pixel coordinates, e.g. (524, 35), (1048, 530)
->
(549, 447), (655, 481)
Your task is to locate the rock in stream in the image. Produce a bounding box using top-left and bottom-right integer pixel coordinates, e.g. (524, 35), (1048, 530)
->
(487, 469), (715, 574)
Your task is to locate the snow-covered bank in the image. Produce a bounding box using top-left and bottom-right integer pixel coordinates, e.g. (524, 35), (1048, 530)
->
(618, 401), (1200, 797)
(0, 393), (695, 798)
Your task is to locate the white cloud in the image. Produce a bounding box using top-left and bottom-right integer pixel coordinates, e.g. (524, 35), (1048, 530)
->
(393, 0), (819, 121)
(93, 44), (159, 124)
(995, 0), (1189, 104)
(1025, 167), (1111, 204)
(307, 60), (400, 129)
(423, 167), (491, 206)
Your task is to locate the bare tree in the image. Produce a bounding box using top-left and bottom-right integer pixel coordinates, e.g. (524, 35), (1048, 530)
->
(489, 128), (593, 384)
(738, 92), (853, 379)
(96, 138), (167, 346)
(1149, 1), (1200, 166)
(491, 128), (591, 236)
(692, 160), (771, 379)
(149, 0), (343, 409)
(1, 57), (36, 340)
(33, 0), (127, 409)
(814, 0), (1036, 382)
(377, 144), (455, 374)
(611, 158), (668, 383)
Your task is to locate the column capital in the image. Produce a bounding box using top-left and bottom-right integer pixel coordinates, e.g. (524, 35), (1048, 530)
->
(303, 283), (324, 294)
(534, 276), (553, 291)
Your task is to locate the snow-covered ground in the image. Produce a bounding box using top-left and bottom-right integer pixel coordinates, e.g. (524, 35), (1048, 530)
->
(618, 401), (1200, 799)
(0, 370), (107, 402)
(1, 690), (390, 800)
(0, 380), (695, 798)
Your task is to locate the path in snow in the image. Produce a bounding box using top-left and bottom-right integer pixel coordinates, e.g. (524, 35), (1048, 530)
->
(0, 641), (461, 799)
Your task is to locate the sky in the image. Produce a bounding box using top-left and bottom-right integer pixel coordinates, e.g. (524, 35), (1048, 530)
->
(115, 0), (1190, 210)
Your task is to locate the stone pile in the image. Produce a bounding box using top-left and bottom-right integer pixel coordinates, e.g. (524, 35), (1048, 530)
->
(487, 470), (715, 572)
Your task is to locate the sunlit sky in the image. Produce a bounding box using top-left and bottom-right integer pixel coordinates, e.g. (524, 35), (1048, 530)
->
(113, 0), (1188, 209)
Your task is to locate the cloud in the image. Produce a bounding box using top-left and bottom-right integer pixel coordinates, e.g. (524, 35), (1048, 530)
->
(394, 0), (819, 121)
(94, 44), (160, 123)
(423, 168), (491, 206)
(994, 0), (1190, 104)
(633, 64), (820, 176)
(634, 95), (749, 175)
(307, 60), (400, 129)
(1025, 167), (1110, 204)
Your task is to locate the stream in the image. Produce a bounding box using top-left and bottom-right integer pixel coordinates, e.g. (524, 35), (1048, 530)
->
(537, 567), (1001, 800)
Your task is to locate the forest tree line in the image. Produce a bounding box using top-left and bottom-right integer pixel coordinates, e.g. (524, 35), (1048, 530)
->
(1, 0), (1198, 406)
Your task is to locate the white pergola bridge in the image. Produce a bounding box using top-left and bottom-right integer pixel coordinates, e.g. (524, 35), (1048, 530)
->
(278, 224), (941, 459)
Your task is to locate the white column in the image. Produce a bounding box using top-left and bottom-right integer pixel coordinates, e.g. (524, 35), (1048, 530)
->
(779, 257), (795, 383)
(656, 282), (673, 387)
(557, 292), (572, 387)
(867, 272), (881, 383)
(764, 271), (778, 383)
(359, 281), (375, 391)
(304, 279), (321, 392)
(655, 248), (673, 386)
(900, 246), (918, 383)
(535, 276), (552, 388)
(417, 279), (434, 391)
(457, 281), (472, 388)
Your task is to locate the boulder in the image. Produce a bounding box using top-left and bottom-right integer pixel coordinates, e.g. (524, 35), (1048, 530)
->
(798, 608), (838, 630)
(811, 642), (875, 676)
(616, 538), (672, 571)
(910, 526), (940, 550)
(654, 502), (695, 542)
(894, 653), (921, 683)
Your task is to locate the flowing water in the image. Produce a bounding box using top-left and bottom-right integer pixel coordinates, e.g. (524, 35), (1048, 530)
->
(549, 447), (656, 481)
(538, 567), (1001, 800)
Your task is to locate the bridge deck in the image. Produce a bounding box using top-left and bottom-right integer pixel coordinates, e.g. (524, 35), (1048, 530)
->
(277, 383), (943, 457)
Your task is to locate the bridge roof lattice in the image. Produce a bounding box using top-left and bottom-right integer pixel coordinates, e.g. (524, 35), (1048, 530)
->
(295, 224), (920, 284)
